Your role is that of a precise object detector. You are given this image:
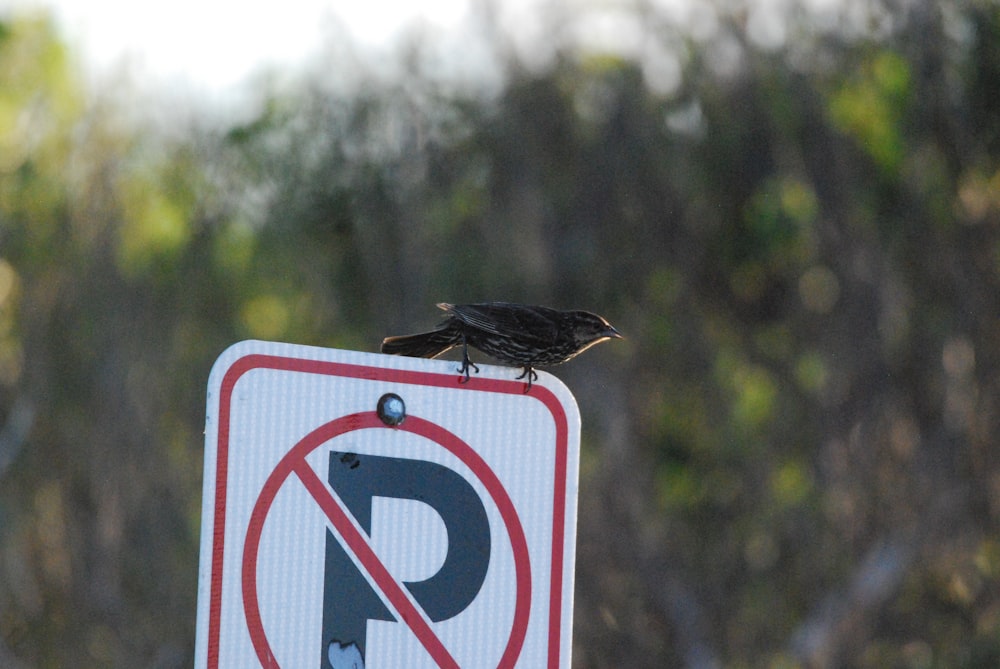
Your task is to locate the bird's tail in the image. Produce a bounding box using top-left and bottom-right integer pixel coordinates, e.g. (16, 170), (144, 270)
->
(381, 324), (462, 358)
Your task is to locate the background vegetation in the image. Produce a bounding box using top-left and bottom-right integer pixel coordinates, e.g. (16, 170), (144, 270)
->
(2, 0), (1000, 666)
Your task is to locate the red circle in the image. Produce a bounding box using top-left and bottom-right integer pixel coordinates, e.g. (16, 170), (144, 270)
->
(241, 411), (532, 668)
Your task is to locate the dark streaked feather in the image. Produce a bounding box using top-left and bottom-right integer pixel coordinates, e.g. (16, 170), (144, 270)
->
(380, 323), (462, 358)
(438, 302), (559, 344)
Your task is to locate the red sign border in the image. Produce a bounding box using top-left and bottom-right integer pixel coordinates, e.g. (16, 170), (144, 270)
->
(204, 351), (573, 668)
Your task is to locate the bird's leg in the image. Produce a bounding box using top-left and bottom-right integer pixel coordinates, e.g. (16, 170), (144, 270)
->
(515, 365), (537, 391)
(456, 335), (479, 382)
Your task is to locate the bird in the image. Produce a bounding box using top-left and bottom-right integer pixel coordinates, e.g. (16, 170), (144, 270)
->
(381, 302), (622, 389)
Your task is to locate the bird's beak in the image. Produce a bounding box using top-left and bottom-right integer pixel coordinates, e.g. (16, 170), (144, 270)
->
(607, 326), (623, 339)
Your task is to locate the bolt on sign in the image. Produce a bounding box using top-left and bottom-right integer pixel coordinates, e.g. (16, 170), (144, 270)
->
(194, 340), (582, 668)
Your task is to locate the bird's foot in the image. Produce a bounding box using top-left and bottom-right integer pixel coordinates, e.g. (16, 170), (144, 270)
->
(515, 366), (537, 392)
(457, 349), (479, 383)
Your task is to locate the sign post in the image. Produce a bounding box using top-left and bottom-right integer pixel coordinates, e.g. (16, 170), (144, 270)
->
(194, 340), (582, 668)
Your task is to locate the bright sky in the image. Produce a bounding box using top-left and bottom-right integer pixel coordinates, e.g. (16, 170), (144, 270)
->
(2, 0), (840, 97)
(2, 0), (717, 88)
(3, 0), (784, 115)
(5, 0), (479, 88)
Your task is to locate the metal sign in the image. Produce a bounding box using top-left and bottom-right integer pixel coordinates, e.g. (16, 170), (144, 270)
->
(194, 340), (582, 668)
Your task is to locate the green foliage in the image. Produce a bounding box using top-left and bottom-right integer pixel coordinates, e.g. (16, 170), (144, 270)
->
(829, 50), (912, 173)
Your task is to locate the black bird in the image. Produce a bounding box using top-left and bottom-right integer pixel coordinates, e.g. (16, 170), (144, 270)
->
(381, 302), (622, 388)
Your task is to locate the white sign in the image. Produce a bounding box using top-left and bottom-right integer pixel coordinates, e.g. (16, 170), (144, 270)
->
(194, 340), (582, 668)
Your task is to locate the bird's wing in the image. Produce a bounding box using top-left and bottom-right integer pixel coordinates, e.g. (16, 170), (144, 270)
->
(440, 302), (560, 343)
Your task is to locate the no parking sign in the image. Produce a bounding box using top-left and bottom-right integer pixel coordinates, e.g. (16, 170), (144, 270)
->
(193, 340), (581, 668)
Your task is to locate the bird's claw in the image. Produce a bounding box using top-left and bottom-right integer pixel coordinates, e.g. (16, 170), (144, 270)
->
(515, 366), (537, 392)
(457, 349), (479, 383)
